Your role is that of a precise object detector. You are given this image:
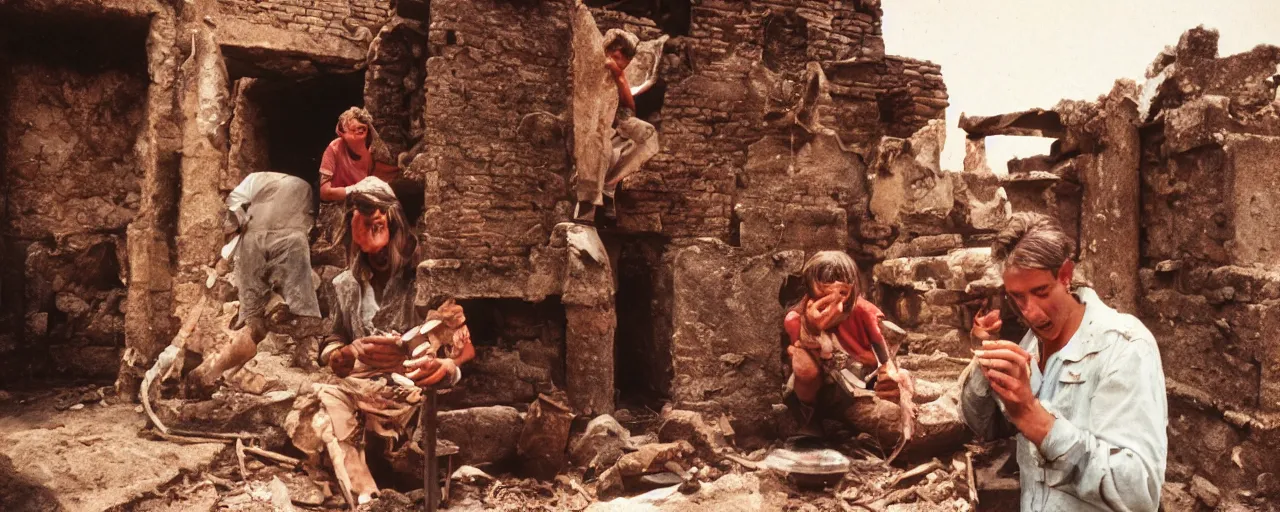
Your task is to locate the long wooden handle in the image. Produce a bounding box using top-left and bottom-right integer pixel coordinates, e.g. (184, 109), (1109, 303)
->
(423, 388), (439, 512)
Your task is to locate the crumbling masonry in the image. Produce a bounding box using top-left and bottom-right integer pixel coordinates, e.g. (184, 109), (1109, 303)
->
(1, 0), (1278, 508)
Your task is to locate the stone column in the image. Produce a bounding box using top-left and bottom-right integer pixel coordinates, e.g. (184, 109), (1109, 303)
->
(666, 240), (804, 443)
(1079, 81), (1140, 313)
(173, 27), (231, 310)
(560, 224), (616, 415)
(118, 8), (182, 396)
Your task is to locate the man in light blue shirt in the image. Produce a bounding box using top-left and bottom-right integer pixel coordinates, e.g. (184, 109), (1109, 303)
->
(961, 212), (1167, 511)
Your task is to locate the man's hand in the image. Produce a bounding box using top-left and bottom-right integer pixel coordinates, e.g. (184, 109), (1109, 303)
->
(328, 344), (356, 377)
(976, 340), (1035, 418)
(349, 335), (405, 370)
(971, 309), (1002, 341)
(975, 339), (1056, 445)
(404, 356), (457, 387)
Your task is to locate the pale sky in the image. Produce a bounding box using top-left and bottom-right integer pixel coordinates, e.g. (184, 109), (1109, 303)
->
(882, 0), (1280, 172)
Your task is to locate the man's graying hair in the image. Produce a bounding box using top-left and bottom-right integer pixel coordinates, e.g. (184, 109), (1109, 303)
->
(992, 212), (1075, 271)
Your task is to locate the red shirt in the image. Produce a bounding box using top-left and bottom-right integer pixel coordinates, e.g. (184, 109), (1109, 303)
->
(319, 138), (373, 188)
(784, 297), (886, 367)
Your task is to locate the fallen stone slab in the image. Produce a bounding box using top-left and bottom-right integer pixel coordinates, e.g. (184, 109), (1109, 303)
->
(596, 441), (694, 499)
(959, 109), (1065, 139)
(569, 414), (633, 471)
(518, 394), (575, 479)
(656, 409), (728, 460)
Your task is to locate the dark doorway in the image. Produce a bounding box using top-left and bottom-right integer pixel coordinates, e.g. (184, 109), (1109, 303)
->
(248, 74), (366, 186)
(611, 235), (672, 409)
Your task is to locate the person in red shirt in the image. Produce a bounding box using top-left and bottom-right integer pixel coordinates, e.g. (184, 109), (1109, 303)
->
(318, 107), (399, 202)
(784, 251), (906, 435)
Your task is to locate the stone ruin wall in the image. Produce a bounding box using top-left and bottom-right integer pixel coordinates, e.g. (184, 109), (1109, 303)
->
(955, 26), (1280, 506)
(417, 0), (572, 268)
(0, 0), (396, 391)
(3, 0), (1278, 505)
(0, 8), (152, 383)
(402, 0), (951, 436)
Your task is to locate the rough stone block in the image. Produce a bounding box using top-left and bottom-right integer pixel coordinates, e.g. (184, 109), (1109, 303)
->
(517, 394), (575, 479)
(869, 120), (955, 234)
(568, 414), (631, 470)
(1078, 82), (1141, 314)
(666, 240), (804, 442)
(873, 248), (995, 293)
(1155, 323), (1260, 411)
(735, 204), (848, 254)
(883, 234), (963, 260)
(951, 170), (1009, 233)
(1163, 95), (1238, 155)
(656, 409), (728, 460)
(1225, 135), (1280, 267)
(1170, 43), (1280, 112)
(437, 405), (523, 466)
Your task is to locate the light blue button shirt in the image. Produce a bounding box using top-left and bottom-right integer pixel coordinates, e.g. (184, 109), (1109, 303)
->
(961, 287), (1168, 511)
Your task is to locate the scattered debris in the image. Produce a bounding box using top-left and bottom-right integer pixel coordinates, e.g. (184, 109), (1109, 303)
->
(1191, 475), (1222, 508)
(451, 465), (496, 486)
(267, 476), (297, 512)
(438, 405), (523, 466)
(569, 414), (633, 473)
(656, 409), (728, 460)
(596, 441), (694, 499)
(517, 394), (575, 480)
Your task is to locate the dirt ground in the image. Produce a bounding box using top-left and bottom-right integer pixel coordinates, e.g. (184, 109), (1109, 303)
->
(0, 388), (224, 512)
(0, 384), (981, 512)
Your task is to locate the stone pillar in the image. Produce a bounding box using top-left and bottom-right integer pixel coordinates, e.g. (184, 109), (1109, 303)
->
(118, 8), (182, 396)
(666, 240), (804, 443)
(560, 223), (616, 415)
(569, 2), (617, 207)
(1079, 81), (1140, 313)
(225, 78), (267, 190)
(173, 27), (231, 311)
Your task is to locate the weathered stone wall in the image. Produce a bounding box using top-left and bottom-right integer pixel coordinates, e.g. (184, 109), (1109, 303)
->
(418, 0), (572, 270)
(872, 248), (998, 357)
(364, 18), (427, 172)
(1134, 29), (1280, 507)
(0, 61), (147, 383)
(215, 0), (391, 37)
(665, 241), (804, 443)
(608, 1), (949, 246)
(442, 299), (566, 410)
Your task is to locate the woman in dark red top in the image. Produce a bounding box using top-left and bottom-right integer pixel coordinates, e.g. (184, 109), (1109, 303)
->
(784, 251), (903, 433)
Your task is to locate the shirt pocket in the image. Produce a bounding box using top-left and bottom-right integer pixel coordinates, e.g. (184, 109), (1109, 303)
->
(1051, 360), (1096, 422)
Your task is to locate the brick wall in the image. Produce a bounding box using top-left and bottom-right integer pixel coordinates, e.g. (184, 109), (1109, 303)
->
(418, 0), (573, 269)
(601, 1), (947, 246)
(215, 0), (391, 37)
